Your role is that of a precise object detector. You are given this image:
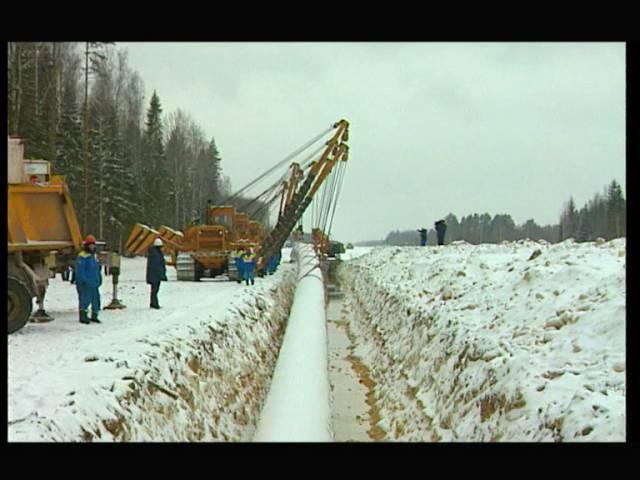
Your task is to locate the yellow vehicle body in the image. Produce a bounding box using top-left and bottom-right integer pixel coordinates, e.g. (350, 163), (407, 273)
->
(7, 137), (84, 334)
(248, 220), (265, 244)
(233, 212), (250, 241)
(8, 176), (83, 254)
(125, 205), (266, 281)
(124, 224), (184, 266)
(124, 224), (160, 256)
(312, 227), (330, 254)
(181, 224), (229, 272)
(208, 205), (235, 234)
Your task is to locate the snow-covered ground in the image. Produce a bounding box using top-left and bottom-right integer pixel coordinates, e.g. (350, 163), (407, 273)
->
(8, 240), (626, 442)
(8, 250), (296, 441)
(338, 239), (626, 441)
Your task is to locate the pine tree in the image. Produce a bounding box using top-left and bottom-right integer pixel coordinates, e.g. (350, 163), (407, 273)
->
(479, 213), (491, 243)
(165, 114), (188, 227)
(207, 137), (223, 203)
(35, 43), (59, 162)
(8, 42), (20, 135)
(576, 207), (592, 242)
(55, 68), (83, 198)
(102, 108), (138, 251)
(607, 180), (625, 239)
(12, 43), (43, 158)
(560, 197), (578, 240)
(522, 219), (539, 240)
(444, 213), (460, 241)
(8, 42), (63, 159)
(119, 71), (145, 235)
(141, 90), (169, 228)
(81, 42), (113, 233)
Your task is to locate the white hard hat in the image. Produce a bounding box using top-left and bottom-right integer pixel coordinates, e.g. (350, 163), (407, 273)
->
(153, 238), (163, 247)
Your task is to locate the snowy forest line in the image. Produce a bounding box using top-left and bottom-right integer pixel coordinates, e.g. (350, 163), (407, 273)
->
(7, 43), (626, 250)
(377, 180), (626, 247)
(7, 42), (268, 252)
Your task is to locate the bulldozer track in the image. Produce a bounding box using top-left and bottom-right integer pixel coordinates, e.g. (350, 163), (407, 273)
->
(176, 252), (198, 281)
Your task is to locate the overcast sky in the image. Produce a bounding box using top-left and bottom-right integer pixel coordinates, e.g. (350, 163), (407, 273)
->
(121, 42), (625, 243)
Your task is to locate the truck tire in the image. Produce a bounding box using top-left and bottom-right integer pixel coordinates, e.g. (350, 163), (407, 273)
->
(8, 276), (33, 334)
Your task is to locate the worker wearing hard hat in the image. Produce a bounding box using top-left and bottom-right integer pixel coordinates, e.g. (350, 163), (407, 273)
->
(146, 237), (168, 309)
(76, 234), (102, 324)
(232, 247), (244, 284)
(241, 247), (257, 286)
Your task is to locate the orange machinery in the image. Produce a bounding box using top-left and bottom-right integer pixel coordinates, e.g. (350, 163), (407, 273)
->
(124, 205), (264, 281)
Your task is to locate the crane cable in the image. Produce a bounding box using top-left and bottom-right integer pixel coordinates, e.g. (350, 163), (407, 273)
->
(308, 154), (347, 239)
(241, 169), (291, 215)
(250, 185), (287, 222)
(309, 152), (339, 233)
(222, 134), (330, 227)
(219, 125), (335, 206)
(316, 153), (342, 234)
(322, 160), (342, 232)
(259, 140), (327, 229)
(258, 141), (328, 224)
(326, 159), (348, 239)
(242, 139), (326, 217)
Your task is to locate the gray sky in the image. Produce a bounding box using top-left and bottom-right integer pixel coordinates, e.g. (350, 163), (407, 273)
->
(121, 42), (625, 243)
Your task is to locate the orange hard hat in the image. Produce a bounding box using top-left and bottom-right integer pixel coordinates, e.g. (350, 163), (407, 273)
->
(83, 234), (97, 245)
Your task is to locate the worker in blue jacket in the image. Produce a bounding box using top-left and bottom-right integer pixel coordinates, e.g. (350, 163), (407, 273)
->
(242, 248), (257, 286)
(233, 248), (245, 284)
(76, 234), (102, 324)
(267, 250), (282, 274)
(417, 228), (428, 246)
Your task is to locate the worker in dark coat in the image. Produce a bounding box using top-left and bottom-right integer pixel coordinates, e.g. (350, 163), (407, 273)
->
(76, 234), (102, 324)
(417, 228), (428, 246)
(233, 247), (245, 284)
(146, 238), (168, 309)
(435, 219), (447, 246)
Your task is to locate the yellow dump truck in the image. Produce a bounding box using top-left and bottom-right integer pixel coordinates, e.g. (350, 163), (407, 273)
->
(7, 137), (83, 333)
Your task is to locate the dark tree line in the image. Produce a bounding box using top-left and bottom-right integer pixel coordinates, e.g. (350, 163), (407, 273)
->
(8, 42), (226, 252)
(382, 180), (625, 246)
(559, 180), (625, 242)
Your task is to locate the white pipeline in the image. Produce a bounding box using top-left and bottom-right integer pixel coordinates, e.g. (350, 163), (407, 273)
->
(253, 243), (332, 441)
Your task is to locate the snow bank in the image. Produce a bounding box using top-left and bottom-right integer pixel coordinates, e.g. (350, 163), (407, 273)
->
(340, 247), (372, 261)
(9, 254), (297, 441)
(338, 239), (626, 442)
(253, 243), (332, 441)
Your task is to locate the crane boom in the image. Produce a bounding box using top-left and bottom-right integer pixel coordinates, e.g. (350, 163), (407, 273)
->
(258, 119), (349, 272)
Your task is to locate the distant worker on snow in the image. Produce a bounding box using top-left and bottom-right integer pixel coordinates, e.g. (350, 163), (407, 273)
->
(76, 234), (102, 324)
(146, 238), (168, 309)
(417, 228), (428, 246)
(435, 219), (447, 246)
